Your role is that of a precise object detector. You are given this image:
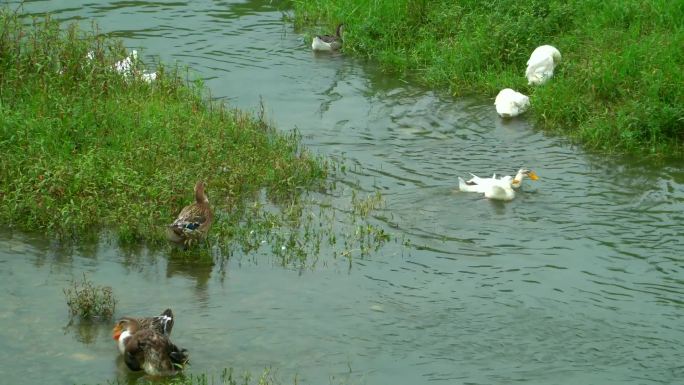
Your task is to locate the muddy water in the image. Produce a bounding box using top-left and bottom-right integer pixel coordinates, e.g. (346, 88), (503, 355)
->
(2, 1), (683, 384)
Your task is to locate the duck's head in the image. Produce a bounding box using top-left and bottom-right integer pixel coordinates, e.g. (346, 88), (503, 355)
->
(511, 169), (539, 188)
(194, 180), (209, 204)
(112, 317), (139, 341)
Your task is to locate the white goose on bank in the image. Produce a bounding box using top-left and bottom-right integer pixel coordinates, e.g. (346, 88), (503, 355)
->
(112, 50), (157, 83)
(526, 45), (561, 85)
(458, 169), (539, 201)
(312, 24), (344, 51)
(494, 88), (530, 118)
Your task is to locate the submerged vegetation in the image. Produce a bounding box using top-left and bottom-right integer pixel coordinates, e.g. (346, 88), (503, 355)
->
(0, 8), (389, 265)
(100, 367), (282, 385)
(292, 0), (684, 154)
(64, 273), (116, 320)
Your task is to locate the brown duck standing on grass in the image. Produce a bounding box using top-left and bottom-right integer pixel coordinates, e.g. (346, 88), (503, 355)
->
(166, 180), (213, 247)
(112, 316), (188, 376)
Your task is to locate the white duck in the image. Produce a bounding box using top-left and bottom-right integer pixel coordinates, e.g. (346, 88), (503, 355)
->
(494, 88), (530, 118)
(458, 169), (539, 201)
(113, 50), (157, 83)
(312, 24), (344, 51)
(526, 45), (561, 85)
(114, 50), (138, 76)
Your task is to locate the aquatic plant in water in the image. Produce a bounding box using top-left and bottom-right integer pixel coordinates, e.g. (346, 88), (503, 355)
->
(97, 367), (278, 385)
(64, 273), (117, 320)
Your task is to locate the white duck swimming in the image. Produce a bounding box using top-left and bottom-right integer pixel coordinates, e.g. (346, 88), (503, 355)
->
(458, 169), (539, 201)
(494, 88), (530, 118)
(526, 45), (561, 85)
(312, 24), (344, 51)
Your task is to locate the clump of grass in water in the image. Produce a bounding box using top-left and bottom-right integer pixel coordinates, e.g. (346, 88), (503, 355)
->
(247, 187), (390, 268)
(291, 0), (684, 154)
(64, 273), (116, 320)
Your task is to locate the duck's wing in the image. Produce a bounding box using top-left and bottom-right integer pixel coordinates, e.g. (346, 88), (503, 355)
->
(316, 34), (338, 43)
(168, 344), (189, 368)
(314, 34), (342, 50)
(170, 204), (209, 231)
(125, 329), (185, 375)
(526, 55), (555, 81)
(467, 173), (488, 184)
(459, 176), (479, 192)
(485, 184), (514, 201)
(463, 173), (503, 193)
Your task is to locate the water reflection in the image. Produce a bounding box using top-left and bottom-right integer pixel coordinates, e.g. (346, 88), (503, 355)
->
(63, 318), (111, 345)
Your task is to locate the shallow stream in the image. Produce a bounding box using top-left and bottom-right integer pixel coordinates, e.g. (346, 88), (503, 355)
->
(2, 1), (683, 384)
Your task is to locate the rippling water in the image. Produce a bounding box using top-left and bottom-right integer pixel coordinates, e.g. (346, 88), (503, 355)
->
(3, 1), (684, 384)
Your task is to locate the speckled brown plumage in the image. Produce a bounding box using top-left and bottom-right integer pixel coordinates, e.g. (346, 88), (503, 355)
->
(112, 309), (174, 355)
(166, 181), (213, 247)
(112, 309), (188, 376)
(124, 328), (189, 376)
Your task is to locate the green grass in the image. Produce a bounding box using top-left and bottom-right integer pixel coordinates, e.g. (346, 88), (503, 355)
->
(0, 9), (328, 245)
(0, 8), (390, 266)
(291, 0), (684, 154)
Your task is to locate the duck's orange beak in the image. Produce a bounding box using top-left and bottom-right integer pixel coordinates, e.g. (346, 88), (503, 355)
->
(527, 171), (539, 181)
(112, 324), (122, 340)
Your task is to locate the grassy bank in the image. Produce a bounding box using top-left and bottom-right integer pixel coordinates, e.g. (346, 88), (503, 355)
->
(0, 9), (327, 245)
(292, 0), (684, 154)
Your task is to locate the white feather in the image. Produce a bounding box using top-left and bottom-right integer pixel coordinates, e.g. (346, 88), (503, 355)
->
(458, 169), (539, 201)
(117, 329), (132, 355)
(494, 88), (530, 118)
(526, 45), (562, 85)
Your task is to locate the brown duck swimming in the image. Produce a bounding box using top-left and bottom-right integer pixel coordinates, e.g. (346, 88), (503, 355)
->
(123, 328), (189, 376)
(312, 23), (344, 51)
(112, 313), (188, 376)
(112, 309), (174, 355)
(166, 181), (213, 247)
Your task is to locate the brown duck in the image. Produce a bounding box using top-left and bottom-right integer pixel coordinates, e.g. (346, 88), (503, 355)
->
(112, 309), (174, 355)
(311, 23), (344, 51)
(166, 181), (213, 247)
(112, 314), (188, 376)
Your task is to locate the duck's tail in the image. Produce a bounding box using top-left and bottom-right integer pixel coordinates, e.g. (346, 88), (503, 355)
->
(169, 345), (190, 368)
(458, 177), (469, 191)
(158, 309), (174, 335)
